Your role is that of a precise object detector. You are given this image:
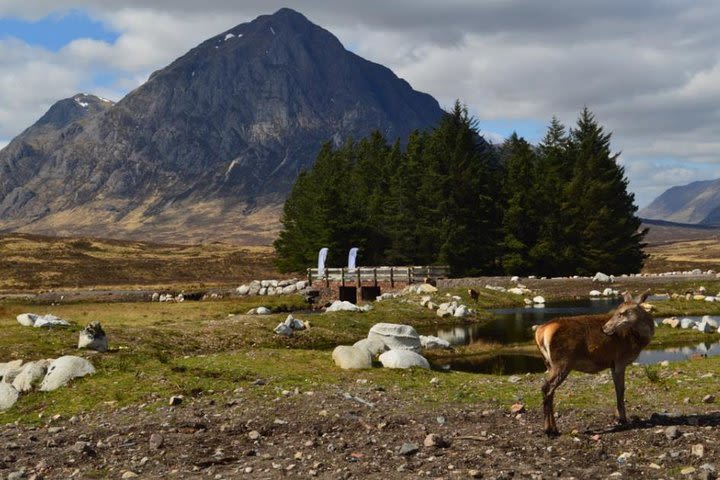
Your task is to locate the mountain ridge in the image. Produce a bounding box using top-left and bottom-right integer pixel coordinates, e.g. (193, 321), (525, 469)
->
(640, 178), (720, 225)
(0, 8), (444, 244)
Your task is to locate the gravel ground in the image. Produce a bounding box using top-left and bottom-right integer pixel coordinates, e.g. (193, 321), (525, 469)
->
(2, 383), (718, 480)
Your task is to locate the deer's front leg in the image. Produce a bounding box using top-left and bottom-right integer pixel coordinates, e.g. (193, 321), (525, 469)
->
(611, 365), (627, 424)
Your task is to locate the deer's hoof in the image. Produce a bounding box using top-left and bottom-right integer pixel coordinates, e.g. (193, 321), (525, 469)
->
(544, 428), (560, 437)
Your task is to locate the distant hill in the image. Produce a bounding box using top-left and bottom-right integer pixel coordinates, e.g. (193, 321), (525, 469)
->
(641, 218), (720, 245)
(0, 8), (444, 244)
(639, 179), (720, 225)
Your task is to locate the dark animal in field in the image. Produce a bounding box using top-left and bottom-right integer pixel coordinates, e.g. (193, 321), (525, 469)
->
(534, 290), (653, 436)
(468, 288), (479, 302)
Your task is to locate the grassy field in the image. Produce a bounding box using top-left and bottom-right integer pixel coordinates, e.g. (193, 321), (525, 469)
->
(0, 233), (276, 291)
(644, 239), (720, 273)
(1, 286), (719, 425)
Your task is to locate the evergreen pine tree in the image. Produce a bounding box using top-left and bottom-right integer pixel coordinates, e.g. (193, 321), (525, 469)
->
(500, 132), (539, 275)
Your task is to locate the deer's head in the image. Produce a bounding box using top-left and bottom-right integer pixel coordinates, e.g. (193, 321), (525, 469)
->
(602, 290), (652, 336)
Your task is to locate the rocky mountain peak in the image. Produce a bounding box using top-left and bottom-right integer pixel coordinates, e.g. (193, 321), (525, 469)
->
(0, 9), (443, 244)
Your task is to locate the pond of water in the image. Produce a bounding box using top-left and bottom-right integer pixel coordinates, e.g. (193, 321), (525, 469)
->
(427, 298), (720, 374)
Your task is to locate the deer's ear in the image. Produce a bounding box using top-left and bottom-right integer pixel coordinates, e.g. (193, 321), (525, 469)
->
(622, 291), (633, 303)
(637, 289), (651, 304)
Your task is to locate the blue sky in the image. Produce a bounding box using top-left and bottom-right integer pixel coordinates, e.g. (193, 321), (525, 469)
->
(0, 10), (118, 51)
(1, 1), (719, 208)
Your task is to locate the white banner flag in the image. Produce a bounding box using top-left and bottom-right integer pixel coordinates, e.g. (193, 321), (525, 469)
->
(348, 247), (359, 269)
(318, 247), (329, 277)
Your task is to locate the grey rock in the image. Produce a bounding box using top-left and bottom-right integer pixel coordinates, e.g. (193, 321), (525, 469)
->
(398, 443), (419, 456)
(284, 314), (305, 330)
(149, 433), (164, 450)
(423, 433), (449, 448)
(7, 471), (25, 480)
(71, 441), (94, 455)
(256, 306), (272, 315)
(325, 300), (362, 312)
(169, 395), (184, 406)
(16, 313), (38, 326)
(77, 321), (108, 352)
(236, 285), (250, 295)
(703, 394), (715, 404)
(39, 356), (95, 391)
(274, 323), (293, 337)
(368, 323), (421, 352)
(33, 314), (70, 328)
(352, 338), (387, 357)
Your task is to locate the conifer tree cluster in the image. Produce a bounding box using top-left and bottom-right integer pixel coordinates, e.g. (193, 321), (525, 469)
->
(274, 103), (647, 276)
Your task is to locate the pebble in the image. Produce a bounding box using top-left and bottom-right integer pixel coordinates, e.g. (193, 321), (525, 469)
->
(121, 472), (139, 479)
(248, 430), (261, 440)
(665, 426), (681, 440)
(149, 433), (164, 450)
(681, 466), (696, 475)
(468, 469), (482, 478)
(423, 433), (449, 448)
(398, 443), (419, 456)
(702, 394), (715, 404)
(71, 441), (94, 455)
(169, 395), (183, 406)
(693, 444), (705, 458)
(436, 416), (446, 425)
(510, 403), (525, 414)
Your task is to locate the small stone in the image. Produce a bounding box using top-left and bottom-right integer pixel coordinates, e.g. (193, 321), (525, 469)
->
(423, 433), (449, 448)
(436, 416), (446, 425)
(398, 443), (419, 456)
(71, 441), (94, 455)
(510, 403), (525, 414)
(468, 469), (482, 478)
(702, 395), (715, 404)
(617, 452), (633, 464)
(121, 472), (139, 479)
(665, 426), (681, 440)
(648, 463), (662, 469)
(681, 466), (696, 475)
(169, 395), (183, 406)
(248, 430), (261, 440)
(244, 467), (253, 474)
(692, 444), (705, 458)
(149, 433), (164, 450)
(7, 472), (25, 480)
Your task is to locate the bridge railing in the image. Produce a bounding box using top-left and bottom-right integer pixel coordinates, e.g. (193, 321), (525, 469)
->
(306, 265), (450, 287)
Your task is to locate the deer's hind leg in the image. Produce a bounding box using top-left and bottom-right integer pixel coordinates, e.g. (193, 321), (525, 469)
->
(541, 365), (570, 436)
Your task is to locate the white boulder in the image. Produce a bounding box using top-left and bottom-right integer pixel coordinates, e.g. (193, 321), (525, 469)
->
(282, 284), (297, 294)
(256, 307), (272, 315)
(368, 323), (422, 352)
(33, 314), (70, 328)
(417, 283), (438, 294)
(593, 272), (613, 283)
(507, 287), (525, 295)
(453, 305), (469, 317)
(353, 338), (387, 357)
(295, 280), (308, 291)
(17, 313), (38, 326)
(332, 346), (372, 369)
(0, 360), (24, 382)
(701, 316), (719, 328)
(40, 356), (95, 392)
(589, 290), (602, 297)
(236, 285), (250, 295)
(12, 360), (50, 392)
(274, 323), (293, 337)
(680, 318), (697, 329)
(510, 276), (520, 282)
(258, 287), (267, 296)
(419, 335), (450, 349)
(533, 296), (546, 304)
(325, 300), (362, 312)
(0, 383), (19, 411)
(379, 350), (430, 369)
(696, 319), (716, 333)
(284, 314), (305, 330)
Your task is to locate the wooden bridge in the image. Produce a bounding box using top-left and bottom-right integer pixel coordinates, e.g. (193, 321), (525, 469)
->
(306, 265), (450, 288)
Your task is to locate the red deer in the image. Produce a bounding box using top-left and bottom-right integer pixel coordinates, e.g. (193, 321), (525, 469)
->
(534, 290), (653, 436)
(468, 288), (479, 303)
